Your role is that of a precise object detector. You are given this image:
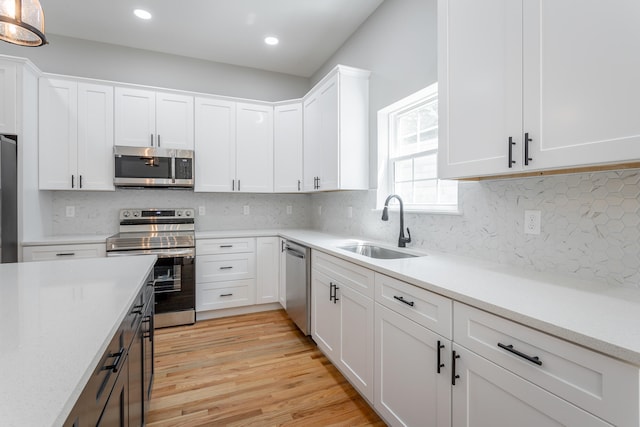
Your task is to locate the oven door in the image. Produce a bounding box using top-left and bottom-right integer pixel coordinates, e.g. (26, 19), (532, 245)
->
(107, 248), (195, 327)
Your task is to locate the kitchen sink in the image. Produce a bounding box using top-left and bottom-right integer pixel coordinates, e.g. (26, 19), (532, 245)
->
(338, 244), (421, 259)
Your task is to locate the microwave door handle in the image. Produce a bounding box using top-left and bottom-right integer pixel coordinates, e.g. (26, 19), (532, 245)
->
(171, 156), (176, 183)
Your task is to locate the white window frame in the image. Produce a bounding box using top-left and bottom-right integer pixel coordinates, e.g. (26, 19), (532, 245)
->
(376, 83), (460, 214)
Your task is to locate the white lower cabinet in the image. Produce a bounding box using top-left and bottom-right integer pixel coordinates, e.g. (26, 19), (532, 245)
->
(196, 236), (281, 313)
(22, 243), (106, 261)
(311, 251), (374, 402)
(256, 237), (279, 304)
(375, 303), (451, 427)
(451, 344), (611, 427)
(310, 254), (639, 427)
(196, 237), (257, 311)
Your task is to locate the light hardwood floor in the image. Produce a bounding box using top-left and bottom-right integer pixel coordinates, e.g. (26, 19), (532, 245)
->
(147, 309), (385, 426)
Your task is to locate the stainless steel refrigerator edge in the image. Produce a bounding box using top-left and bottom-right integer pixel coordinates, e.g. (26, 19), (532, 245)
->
(0, 135), (18, 263)
(284, 240), (311, 335)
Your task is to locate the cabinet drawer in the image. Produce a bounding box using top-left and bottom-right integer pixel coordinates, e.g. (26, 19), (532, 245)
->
(375, 273), (452, 339)
(196, 281), (254, 311)
(454, 302), (639, 427)
(312, 251), (374, 298)
(196, 237), (255, 255)
(196, 253), (255, 282)
(22, 243), (106, 261)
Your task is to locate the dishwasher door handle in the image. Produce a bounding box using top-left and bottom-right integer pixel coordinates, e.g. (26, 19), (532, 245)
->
(285, 247), (306, 259)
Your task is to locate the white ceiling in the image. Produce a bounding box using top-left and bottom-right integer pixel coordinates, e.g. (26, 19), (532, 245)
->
(39, 0), (384, 77)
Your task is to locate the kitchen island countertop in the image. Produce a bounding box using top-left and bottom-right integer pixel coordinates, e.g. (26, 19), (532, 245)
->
(0, 255), (156, 427)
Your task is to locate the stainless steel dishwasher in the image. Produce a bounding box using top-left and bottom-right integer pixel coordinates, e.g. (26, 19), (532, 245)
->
(284, 240), (311, 335)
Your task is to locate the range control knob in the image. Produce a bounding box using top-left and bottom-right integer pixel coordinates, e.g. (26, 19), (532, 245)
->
(133, 211), (140, 218)
(185, 210), (192, 217)
(177, 211), (182, 216)
(122, 211), (131, 218)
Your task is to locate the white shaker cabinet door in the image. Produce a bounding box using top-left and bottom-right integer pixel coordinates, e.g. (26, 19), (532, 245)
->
(235, 102), (274, 193)
(375, 304), (451, 427)
(156, 92), (194, 149)
(311, 269), (340, 360)
(317, 75), (339, 191)
(451, 344), (612, 427)
(438, 0), (523, 179)
(39, 78), (78, 190)
(0, 62), (16, 134)
(77, 83), (114, 191)
(194, 97), (236, 192)
(303, 94), (321, 192)
(274, 102), (303, 193)
(115, 87), (156, 147)
(523, 0), (640, 170)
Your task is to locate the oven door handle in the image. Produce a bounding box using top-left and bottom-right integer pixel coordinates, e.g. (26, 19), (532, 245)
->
(107, 249), (195, 259)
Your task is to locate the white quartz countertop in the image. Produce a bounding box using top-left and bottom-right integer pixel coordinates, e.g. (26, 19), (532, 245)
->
(22, 234), (111, 246)
(273, 229), (640, 367)
(0, 255), (156, 427)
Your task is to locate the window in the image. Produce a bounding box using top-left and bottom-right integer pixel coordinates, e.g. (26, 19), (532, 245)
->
(377, 83), (458, 213)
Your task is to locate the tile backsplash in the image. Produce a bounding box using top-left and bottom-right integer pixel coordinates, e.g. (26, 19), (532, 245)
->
(311, 169), (640, 288)
(51, 190), (313, 235)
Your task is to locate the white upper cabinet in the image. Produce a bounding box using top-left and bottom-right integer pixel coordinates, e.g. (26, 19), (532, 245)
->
(194, 98), (273, 193)
(39, 77), (114, 191)
(0, 62), (17, 134)
(194, 97), (236, 192)
(236, 102), (274, 193)
(438, 0), (640, 179)
(303, 66), (370, 192)
(115, 87), (193, 149)
(274, 102), (303, 193)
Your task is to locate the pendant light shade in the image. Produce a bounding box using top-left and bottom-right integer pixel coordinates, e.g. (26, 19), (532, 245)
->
(0, 0), (47, 47)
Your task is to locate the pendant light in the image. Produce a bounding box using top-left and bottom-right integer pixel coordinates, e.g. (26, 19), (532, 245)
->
(0, 0), (47, 47)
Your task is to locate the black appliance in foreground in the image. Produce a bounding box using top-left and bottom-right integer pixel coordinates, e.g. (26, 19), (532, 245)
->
(106, 208), (196, 328)
(0, 135), (18, 263)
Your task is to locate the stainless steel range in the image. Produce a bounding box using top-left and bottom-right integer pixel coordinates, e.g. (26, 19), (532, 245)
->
(107, 208), (195, 328)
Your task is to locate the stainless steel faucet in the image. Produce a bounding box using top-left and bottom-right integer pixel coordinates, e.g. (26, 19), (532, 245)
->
(381, 194), (411, 248)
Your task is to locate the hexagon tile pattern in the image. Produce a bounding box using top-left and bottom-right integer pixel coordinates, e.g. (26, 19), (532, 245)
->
(312, 169), (640, 289)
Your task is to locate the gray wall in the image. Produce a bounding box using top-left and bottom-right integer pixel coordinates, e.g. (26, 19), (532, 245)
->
(311, 0), (438, 187)
(0, 34), (309, 101)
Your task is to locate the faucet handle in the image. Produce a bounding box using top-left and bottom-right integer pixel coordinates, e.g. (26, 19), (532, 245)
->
(405, 227), (412, 244)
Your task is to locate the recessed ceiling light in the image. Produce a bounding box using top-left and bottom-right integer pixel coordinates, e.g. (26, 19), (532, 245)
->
(134, 9), (152, 20)
(264, 36), (279, 46)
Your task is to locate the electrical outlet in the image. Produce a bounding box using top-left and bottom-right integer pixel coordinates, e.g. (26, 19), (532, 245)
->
(198, 206), (206, 216)
(286, 205), (292, 215)
(318, 205), (322, 216)
(243, 205), (250, 215)
(347, 206), (353, 218)
(524, 210), (541, 235)
(65, 206), (75, 218)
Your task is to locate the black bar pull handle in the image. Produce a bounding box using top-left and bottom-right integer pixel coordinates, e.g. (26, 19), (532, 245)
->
(298, 180), (301, 191)
(333, 284), (339, 303)
(238, 180), (241, 191)
(79, 175), (82, 189)
(452, 350), (460, 385)
(232, 179), (235, 191)
(524, 132), (532, 166)
(102, 347), (126, 373)
(150, 133), (154, 147)
(316, 177), (320, 189)
(393, 295), (415, 307)
(437, 340), (445, 374)
(219, 266), (233, 270)
(56, 252), (75, 257)
(220, 293), (233, 297)
(71, 174), (75, 188)
(498, 343), (542, 366)
(508, 136), (516, 168)
(329, 282), (335, 302)
(157, 134), (161, 147)
(219, 245), (233, 248)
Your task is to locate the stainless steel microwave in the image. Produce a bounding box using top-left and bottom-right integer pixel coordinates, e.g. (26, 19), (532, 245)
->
(114, 146), (194, 188)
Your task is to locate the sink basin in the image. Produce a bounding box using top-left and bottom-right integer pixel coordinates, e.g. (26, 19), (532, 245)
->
(338, 244), (420, 259)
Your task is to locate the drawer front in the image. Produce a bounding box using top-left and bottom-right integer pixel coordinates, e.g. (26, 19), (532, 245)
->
(375, 273), (452, 339)
(196, 237), (255, 255)
(196, 253), (256, 282)
(312, 251), (375, 298)
(23, 244), (106, 261)
(454, 302), (639, 427)
(196, 281), (254, 311)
